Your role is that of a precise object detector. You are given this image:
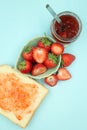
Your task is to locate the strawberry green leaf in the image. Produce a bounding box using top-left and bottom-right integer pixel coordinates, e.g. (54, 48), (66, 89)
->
(41, 38), (52, 47)
(48, 53), (58, 64)
(18, 61), (26, 70)
(23, 46), (32, 53)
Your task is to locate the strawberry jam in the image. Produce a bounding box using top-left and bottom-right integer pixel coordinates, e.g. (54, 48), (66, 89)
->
(0, 73), (38, 120)
(51, 11), (82, 44)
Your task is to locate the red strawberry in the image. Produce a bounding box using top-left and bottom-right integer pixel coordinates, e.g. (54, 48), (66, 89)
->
(44, 74), (58, 87)
(61, 53), (75, 67)
(37, 38), (52, 51)
(18, 60), (32, 73)
(57, 67), (71, 80)
(44, 53), (58, 68)
(22, 46), (34, 62)
(33, 47), (48, 63)
(31, 63), (47, 76)
(51, 42), (64, 55)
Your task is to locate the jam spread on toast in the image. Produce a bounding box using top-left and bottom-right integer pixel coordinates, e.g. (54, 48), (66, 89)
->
(0, 73), (38, 120)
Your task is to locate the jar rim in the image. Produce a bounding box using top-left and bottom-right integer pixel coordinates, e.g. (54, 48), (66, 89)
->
(51, 11), (82, 43)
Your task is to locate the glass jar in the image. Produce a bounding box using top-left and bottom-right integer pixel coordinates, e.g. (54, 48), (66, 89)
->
(50, 11), (82, 44)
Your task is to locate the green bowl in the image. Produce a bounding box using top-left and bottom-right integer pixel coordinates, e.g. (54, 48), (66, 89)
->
(15, 36), (61, 79)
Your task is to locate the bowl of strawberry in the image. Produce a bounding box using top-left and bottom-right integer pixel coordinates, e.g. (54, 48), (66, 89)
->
(15, 36), (63, 79)
(16, 36), (75, 86)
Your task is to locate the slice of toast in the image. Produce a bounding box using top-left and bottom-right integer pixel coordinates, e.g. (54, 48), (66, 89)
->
(0, 65), (48, 128)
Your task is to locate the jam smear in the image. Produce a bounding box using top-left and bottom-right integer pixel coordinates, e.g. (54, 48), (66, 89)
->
(0, 73), (38, 120)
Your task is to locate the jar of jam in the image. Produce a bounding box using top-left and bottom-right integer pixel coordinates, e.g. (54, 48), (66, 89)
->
(50, 11), (82, 44)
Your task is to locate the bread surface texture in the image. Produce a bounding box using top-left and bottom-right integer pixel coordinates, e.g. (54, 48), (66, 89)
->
(0, 65), (48, 128)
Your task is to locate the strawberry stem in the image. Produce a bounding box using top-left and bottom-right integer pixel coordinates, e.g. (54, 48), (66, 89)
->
(41, 38), (52, 47)
(23, 46), (32, 53)
(48, 53), (58, 64)
(18, 61), (26, 70)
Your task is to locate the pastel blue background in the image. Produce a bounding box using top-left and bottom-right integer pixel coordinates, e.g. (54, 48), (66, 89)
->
(0, 0), (87, 130)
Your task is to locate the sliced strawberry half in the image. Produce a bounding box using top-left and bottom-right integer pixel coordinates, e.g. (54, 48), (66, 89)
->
(61, 53), (75, 67)
(57, 67), (71, 80)
(33, 47), (48, 63)
(31, 63), (47, 76)
(51, 42), (64, 55)
(44, 74), (58, 87)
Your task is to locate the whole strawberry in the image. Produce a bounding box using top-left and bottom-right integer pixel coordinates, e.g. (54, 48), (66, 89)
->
(18, 60), (32, 73)
(22, 46), (34, 62)
(37, 38), (52, 51)
(44, 53), (58, 68)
